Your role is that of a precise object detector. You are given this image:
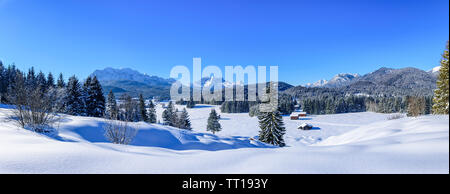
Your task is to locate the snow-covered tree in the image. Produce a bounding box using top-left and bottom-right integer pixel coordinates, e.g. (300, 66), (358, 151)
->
(65, 76), (84, 115)
(36, 71), (47, 91)
(89, 76), (105, 117)
(81, 76), (92, 116)
(162, 101), (176, 126)
(46, 72), (55, 88)
(119, 94), (139, 122)
(207, 109), (221, 134)
(433, 41), (449, 115)
(258, 110), (286, 147)
(57, 73), (65, 88)
(148, 100), (157, 123)
(177, 108), (192, 130)
(81, 76), (105, 117)
(105, 90), (118, 120)
(138, 94), (149, 122)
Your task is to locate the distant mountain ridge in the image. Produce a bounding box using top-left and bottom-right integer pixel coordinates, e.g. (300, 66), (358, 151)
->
(91, 67), (175, 99)
(304, 73), (360, 88)
(286, 66), (438, 97)
(91, 66), (439, 100)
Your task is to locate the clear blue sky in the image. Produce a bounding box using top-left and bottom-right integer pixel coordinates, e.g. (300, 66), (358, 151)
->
(0, 0), (448, 85)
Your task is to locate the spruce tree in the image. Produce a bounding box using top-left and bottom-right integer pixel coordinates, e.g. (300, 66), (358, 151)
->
(89, 76), (105, 117)
(207, 109), (221, 134)
(433, 41), (449, 114)
(119, 94), (139, 122)
(57, 73), (65, 88)
(0, 62), (6, 102)
(81, 76), (92, 116)
(257, 110), (286, 147)
(138, 94), (149, 122)
(148, 100), (157, 123)
(178, 108), (192, 130)
(26, 67), (36, 88)
(106, 90), (118, 120)
(65, 76), (84, 115)
(36, 71), (47, 93)
(162, 101), (176, 126)
(47, 72), (55, 88)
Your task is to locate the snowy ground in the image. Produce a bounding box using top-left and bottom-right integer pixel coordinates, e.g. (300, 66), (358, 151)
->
(0, 104), (448, 174)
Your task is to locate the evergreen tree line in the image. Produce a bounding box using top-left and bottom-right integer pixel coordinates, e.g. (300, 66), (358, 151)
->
(220, 93), (296, 115)
(301, 95), (433, 116)
(0, 63), (106, 118)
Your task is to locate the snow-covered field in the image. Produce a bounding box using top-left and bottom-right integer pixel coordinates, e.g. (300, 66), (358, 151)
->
(0, 104), (448, 174)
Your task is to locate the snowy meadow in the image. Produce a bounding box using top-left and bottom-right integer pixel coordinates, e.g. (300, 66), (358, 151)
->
(0, 104), (448, 174)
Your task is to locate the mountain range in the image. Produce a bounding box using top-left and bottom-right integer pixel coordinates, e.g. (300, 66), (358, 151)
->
(305, 73), (360, 88)
(91, 66), (440, 99)
(286, 66), (439, 98)
(91, 68), (175, 99)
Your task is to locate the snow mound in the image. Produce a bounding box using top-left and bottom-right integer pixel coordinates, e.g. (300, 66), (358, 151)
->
(0, 108), (272, 151)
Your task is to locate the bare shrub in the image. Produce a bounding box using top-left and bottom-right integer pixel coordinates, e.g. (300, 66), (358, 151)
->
(7, 74), (61, 133)
(387, 114), (405, 120)
(103, 119), (136, 145)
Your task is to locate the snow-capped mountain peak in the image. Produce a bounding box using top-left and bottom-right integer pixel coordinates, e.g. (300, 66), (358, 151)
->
(304, 79), (328, 87)
(429, 66), (441, 73)
(305, 73), (360, 88)
(199, 76), (244, 88)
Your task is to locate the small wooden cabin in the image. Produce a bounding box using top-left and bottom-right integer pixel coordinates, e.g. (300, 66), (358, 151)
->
(290, 113), (299, 120)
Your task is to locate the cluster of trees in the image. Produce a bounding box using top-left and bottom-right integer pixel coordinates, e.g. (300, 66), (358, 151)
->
(220, 100), (258, 113)
(162, 101), (192, 130)
(105, 92), (157, 123)
(64, 75), (105, 117)
(0, 63), (106, 131)
(176, 97), (196, 108)
(221, 93), (296, 115)
(301, 95), (433, 116)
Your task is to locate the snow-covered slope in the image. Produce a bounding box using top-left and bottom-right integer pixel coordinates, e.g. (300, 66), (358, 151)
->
(0, 105), (448, 174)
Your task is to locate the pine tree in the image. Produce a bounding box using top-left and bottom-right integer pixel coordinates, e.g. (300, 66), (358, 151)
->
(119, 94), (139, 122)
(81, 76), (92, 116)
(0, 61), (6, 103)
(162, 101), (176, 126)
(148, 100), (157, 123)
(138, 94), (149, 122)
(105, 90), (118, 120)
(257, 110), (286, 147)
(65, 76), (84, 115)
(207, 109), (221, 134)
(36, 71), (47, 93)
(26, 67), (36, 88)
(47, 72), (55, 88)
(178, 108), (192, 130)
(433, 41), (449, 114)
(89, 76), (105, 117)
(57, 73), (65, 88)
